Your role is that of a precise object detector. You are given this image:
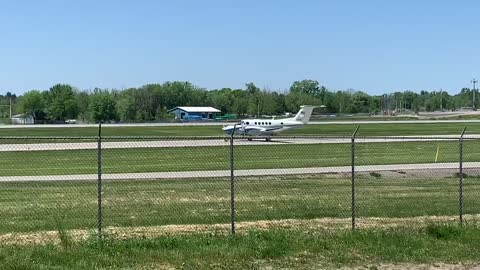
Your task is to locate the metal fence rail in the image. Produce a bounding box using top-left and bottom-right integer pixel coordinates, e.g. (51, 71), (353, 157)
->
(0, 128), (479, 240)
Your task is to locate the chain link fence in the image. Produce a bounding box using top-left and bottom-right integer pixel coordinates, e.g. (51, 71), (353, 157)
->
(0, 129), (479, 240)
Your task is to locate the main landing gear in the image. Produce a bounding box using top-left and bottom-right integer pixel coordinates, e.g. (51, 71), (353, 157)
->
(232, 137), (272, 142)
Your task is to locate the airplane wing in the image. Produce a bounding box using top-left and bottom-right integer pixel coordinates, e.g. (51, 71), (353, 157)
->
(242, 126), (282, 136)
(243, 126), (267, 132)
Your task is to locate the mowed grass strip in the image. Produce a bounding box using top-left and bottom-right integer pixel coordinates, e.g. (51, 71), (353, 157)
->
(1, 122), (480, 137)
(0, 176), (479, 233)
(0, 140), (479, 176)
(290, 122), (480, 136)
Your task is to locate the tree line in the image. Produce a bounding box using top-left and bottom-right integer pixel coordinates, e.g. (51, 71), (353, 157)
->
(4, 80), (480, 123)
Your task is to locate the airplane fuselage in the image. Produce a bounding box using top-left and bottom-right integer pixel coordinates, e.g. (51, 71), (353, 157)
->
(222, 118), (306, 137)
(222, 105), (316, 139)
(237, 118), (303, 136)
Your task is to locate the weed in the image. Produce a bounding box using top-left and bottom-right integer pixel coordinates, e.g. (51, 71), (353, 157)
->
(425, 224), (463, 240)
(54, 214), (73, 250)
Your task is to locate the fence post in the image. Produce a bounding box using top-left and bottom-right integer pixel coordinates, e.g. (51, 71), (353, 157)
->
(230, 124), (237, 236)
(459, 126), (467, 226)
(351, 125), (360, 230)
(97, 123), (103, 239)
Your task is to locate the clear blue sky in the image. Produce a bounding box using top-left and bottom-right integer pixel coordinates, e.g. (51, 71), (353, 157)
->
(1, 0), (479, 95)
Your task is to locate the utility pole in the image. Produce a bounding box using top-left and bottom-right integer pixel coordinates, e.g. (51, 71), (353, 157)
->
(0, 97), (13, 123)
(440, 89), (443, 111)
(472, 79), (478, 109)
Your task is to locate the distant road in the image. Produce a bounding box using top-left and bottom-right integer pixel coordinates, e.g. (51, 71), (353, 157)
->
(2, 119), (480, 128)
(0, 162), (476, 182)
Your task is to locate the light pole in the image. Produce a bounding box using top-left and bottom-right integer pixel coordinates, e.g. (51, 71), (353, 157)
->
(472, 79), (478, 109)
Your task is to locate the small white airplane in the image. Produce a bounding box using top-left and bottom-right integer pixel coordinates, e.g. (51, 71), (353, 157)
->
(222, 105), (316, 141)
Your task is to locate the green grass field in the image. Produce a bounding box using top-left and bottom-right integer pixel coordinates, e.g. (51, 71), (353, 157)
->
(1, 225), (480, 269)
(1, 123), (479, 268)
(1, 175), (478, 234)
(0, 140), (478, 176)
(1, 122), (480, 137)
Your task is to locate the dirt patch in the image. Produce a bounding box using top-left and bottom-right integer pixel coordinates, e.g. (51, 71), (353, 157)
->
(0, 230), (91, 246)
(252, 168), (480, 181)
(344, 263), (480, 270)
(2, 215), (479, 246)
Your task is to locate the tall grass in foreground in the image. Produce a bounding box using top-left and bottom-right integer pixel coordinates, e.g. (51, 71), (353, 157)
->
(1, 224), (480, 269)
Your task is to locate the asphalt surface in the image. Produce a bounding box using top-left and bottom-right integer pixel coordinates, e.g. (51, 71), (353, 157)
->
(0, 162), (477, 182)
(1, 136), (479, 152)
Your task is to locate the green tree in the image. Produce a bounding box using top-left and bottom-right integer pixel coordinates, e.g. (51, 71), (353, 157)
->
(369, 96), (380, 114)
(348, 92), (370, 113)
(231, 89), (248, 116)
(18, 90), (45, 123)
(89, 89), (117, 122)
(334, 91), (352, 113)
(246, 83), (262, 116)
(285, 92), (321, 113)
(45, 84), (78, 121)
(76, 91), (90, 122)
(207, 88), (234, 113)
(116, 89), (138, 122)
(155, 106), (174, 121)
(261, 90), (278, 115)
(289, 80), (321, 97)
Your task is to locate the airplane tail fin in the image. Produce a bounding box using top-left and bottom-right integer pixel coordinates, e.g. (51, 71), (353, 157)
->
(293, 105), (316, 124)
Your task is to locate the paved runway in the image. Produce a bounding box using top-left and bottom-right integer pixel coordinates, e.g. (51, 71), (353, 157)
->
(0, 162), (477, 182)
(1, 135), (478, 152)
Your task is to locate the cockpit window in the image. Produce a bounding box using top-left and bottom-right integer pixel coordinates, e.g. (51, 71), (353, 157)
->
(246, 122), (249, 125)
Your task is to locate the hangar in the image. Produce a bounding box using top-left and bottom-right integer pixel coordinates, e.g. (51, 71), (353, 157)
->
(168, 106), (221, 121)
(11, 114), (34, 125)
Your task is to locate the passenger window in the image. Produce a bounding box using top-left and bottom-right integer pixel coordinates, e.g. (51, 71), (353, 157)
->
(254, 122), (257, 125)
(281, 122), (283, 125)
(269, 122), (271, 125)
(246, 122), (249, 125)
